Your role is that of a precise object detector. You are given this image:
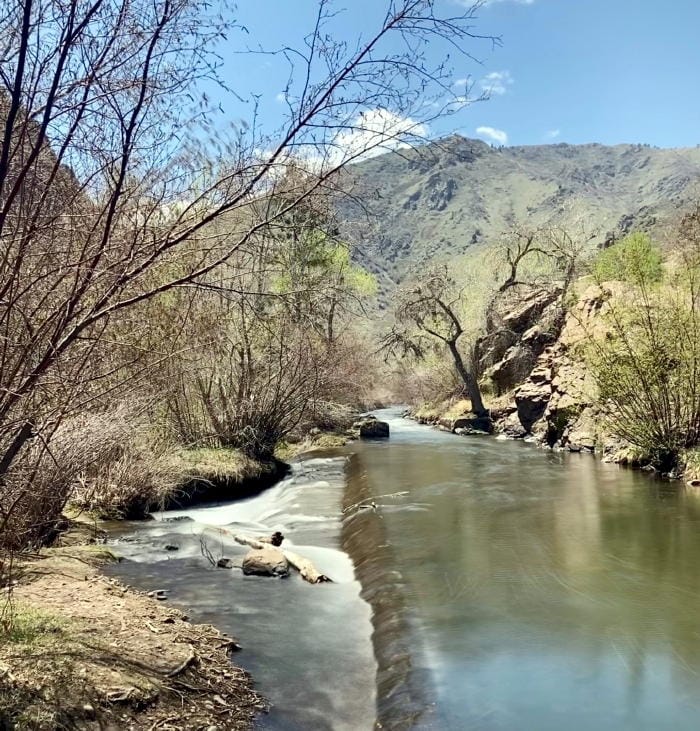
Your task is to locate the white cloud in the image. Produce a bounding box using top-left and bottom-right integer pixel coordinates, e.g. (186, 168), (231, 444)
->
(275, 92), (286, 103)
(476, 126), (508, 145)
(545, 128), (561, 140)
(479, 70), (513, 97)
(327, 108), (429, 166)
(453, 78), (469, 88)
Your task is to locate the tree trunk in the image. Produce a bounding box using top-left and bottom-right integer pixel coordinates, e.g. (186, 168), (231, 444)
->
(448, 341), (487, 417)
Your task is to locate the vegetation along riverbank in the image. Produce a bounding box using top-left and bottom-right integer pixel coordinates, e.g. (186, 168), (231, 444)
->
(2, 0), (700, 728)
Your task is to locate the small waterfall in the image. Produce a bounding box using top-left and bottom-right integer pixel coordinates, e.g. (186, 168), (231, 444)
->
(341, 452), (438, 731)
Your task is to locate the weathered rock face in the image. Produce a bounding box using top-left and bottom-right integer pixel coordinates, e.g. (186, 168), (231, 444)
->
(514, 374), (552, 432)
(241, 546), (290, 577)
(359, 419), (390, 439)
(489, 284), (620, 450)
(479, 290), (564, 396)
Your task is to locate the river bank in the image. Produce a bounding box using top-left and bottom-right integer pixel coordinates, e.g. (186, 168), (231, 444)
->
(0, 519), (265, 730)
(103, 454), (376, 731)
(0, 422), (367, 730)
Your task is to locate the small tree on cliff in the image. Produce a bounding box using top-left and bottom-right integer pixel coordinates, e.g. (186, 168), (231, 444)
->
(384, 266), (487, 416)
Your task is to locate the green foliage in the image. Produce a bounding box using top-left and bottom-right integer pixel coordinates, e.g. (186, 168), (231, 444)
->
(593, 232), (663, 285)
(587, 277), (700, 471)
(271, 231), (376, 298)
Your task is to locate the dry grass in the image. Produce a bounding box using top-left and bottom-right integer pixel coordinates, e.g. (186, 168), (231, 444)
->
(68, 407), (180, 520)
(275, 432), (349, 461)
(170, 446), (263, 483)
(413, 396), (473, 423)
(682, 449), (700, 482)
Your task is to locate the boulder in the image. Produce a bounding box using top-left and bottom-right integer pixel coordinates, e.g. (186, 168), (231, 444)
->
(241, 546), (290, 578)
(452, 416), (493, 434)
(498, 411), (528, 439)
(216, 558), (233, 569)
(359, 419), (390, 439)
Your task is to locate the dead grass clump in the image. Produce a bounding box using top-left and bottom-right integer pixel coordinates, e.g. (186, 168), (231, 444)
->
(70, 407), (180, 520)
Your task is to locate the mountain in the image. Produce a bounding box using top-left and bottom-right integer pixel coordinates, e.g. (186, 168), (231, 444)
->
(340, 135), (700, 299)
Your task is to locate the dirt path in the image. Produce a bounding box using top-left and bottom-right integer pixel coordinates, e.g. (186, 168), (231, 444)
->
(0, 523), (266, 730)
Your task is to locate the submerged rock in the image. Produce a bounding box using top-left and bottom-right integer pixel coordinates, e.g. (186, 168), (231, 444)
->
(242, 546), (290, 577)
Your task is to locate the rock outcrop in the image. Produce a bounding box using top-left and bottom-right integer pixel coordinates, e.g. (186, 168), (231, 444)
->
(486, 284), (620, 451)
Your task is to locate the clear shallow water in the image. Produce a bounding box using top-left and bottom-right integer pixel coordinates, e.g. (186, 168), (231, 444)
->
(350, 408), (700, 730)
(107, 411), (700, 731)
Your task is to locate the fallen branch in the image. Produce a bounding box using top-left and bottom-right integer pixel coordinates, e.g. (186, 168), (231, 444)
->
(283, 550), (332, 584)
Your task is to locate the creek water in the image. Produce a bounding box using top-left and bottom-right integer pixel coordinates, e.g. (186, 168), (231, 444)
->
(107, 408), (700, 730)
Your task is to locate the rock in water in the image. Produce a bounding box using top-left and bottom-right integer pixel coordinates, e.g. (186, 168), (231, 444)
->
(452, 416), (493, 434)
(359, 420), (390, 439)
(242, 546), (290, 577)
(216, 558), (233, 569)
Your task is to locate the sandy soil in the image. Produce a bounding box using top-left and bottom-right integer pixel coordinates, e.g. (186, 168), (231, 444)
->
(0, 522), (266, 730)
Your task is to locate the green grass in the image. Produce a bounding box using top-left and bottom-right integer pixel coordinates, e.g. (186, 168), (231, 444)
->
(2, 605), (65, 645)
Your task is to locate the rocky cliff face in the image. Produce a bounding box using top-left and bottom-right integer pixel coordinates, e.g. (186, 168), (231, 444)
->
(483, 284), (621, 453)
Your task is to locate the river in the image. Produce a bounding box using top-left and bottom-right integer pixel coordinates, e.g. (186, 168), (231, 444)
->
(107, 408), (700, 730)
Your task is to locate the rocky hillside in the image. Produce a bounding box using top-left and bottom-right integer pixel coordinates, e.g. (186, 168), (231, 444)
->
(343, 135), (700, 298)
(414, 282), (634, 460)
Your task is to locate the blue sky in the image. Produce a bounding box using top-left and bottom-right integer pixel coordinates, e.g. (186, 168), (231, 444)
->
(213, 0), (700, 149)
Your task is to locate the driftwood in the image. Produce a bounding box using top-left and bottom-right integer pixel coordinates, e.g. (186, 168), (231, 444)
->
(230, 533), (332, 584)
(280, 549), (332, 584)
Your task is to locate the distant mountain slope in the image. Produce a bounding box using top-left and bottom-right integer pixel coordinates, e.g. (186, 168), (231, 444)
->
(341, 135), (700, 298)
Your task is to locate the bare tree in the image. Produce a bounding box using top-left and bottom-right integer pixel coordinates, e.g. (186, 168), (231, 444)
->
(384, 265), (487, 416)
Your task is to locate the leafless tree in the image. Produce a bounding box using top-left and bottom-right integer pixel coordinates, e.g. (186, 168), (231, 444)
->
(383, 265), (487, 415)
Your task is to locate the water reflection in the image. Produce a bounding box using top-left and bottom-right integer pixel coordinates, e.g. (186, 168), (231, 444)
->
(349, 409), (700, 730)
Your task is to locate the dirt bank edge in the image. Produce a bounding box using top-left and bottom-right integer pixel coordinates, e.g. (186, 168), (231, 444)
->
(0, 521), (266, 730)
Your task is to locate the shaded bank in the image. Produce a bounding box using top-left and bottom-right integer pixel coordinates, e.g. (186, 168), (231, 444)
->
(162, 457), (290, 510)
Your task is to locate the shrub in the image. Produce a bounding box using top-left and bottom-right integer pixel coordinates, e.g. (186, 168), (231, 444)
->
(587, 280), (700, 471)
(594, 232), (663, 285)
(0, 404), (179, 550)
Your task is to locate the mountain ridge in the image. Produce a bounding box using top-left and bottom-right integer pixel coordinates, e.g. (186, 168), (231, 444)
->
(341, 134), (700, 298)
